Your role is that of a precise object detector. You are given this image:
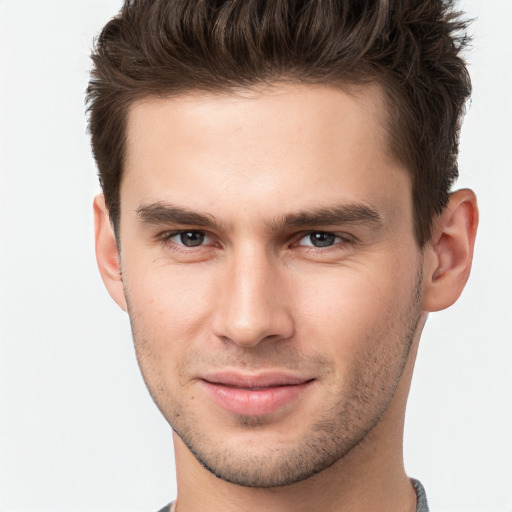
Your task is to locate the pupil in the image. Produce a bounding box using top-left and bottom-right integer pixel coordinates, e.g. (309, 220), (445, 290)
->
(180, 231), (204, 247)
(311, 233), (335, 247)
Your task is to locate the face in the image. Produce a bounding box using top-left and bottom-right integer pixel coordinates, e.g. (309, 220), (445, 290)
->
(116, 84), (424, 487)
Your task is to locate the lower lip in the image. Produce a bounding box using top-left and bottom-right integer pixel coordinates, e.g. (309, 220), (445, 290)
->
(201, 380), (313, 416)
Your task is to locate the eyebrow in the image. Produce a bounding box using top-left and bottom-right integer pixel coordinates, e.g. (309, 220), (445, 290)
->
(136, 203), (218, 228)
(276, 204), (383, 230)
(136, 201), (383, 231)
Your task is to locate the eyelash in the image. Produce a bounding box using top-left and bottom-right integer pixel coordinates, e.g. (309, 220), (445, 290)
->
(159, 231), (216, 253)
(159, 230), (355, 253)
(292, 232), (354, 250)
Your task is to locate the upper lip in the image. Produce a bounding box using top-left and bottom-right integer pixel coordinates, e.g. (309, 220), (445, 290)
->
(200, 371), (314, 388)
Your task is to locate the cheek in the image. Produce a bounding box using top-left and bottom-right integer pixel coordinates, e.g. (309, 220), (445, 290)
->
(122, 262), (220, 408)
(122, 257), (218, 353)
(292, 262), (418, 361)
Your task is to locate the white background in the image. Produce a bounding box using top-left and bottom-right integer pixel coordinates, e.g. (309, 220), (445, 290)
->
(0, 1), (510, 511)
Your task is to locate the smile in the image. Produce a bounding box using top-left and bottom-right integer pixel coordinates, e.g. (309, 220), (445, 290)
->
(199, 372), (315, 416)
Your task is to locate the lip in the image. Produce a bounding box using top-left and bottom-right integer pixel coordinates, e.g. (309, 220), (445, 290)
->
(199, 371), (314, 416)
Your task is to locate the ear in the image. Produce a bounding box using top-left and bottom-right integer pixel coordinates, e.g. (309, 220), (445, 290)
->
(93, 194), (127, 311)
(422, 189), (479, 312)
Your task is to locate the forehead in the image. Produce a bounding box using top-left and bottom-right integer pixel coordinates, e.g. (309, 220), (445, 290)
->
(122, 83), (409, 227)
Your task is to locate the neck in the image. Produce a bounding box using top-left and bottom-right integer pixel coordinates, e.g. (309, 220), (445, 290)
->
(174, 436), (415, 512)
(173, 318), (425, 512)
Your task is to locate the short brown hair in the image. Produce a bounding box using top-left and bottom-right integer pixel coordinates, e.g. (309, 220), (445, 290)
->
(87, 0), (471, 246)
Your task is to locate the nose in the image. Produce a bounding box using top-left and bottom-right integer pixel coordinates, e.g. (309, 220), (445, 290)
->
(212, 245), (295, 348)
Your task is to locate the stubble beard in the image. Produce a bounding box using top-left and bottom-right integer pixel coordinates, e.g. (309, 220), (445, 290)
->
(128, 270), (423, 489)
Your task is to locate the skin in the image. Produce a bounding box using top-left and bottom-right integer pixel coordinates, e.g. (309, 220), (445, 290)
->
(94, 84), (478, 512)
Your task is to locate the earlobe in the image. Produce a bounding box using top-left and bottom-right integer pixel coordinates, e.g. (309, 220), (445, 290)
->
(93, 194), (128, 311)
(422, 189), (479, 312)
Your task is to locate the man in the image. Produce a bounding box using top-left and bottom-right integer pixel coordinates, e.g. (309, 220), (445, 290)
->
(88, 1), (478, 510)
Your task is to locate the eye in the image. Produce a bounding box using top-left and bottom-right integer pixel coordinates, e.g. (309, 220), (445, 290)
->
(298, 232), (347, 248)
(166, 231), (210, 247)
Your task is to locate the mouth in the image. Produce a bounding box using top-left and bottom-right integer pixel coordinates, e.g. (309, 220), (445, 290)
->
(199, 372), (315, 416)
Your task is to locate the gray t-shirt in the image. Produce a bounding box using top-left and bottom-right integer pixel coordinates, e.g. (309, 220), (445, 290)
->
(157, 478), (429, 512)
(412, 478), (429, 511)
